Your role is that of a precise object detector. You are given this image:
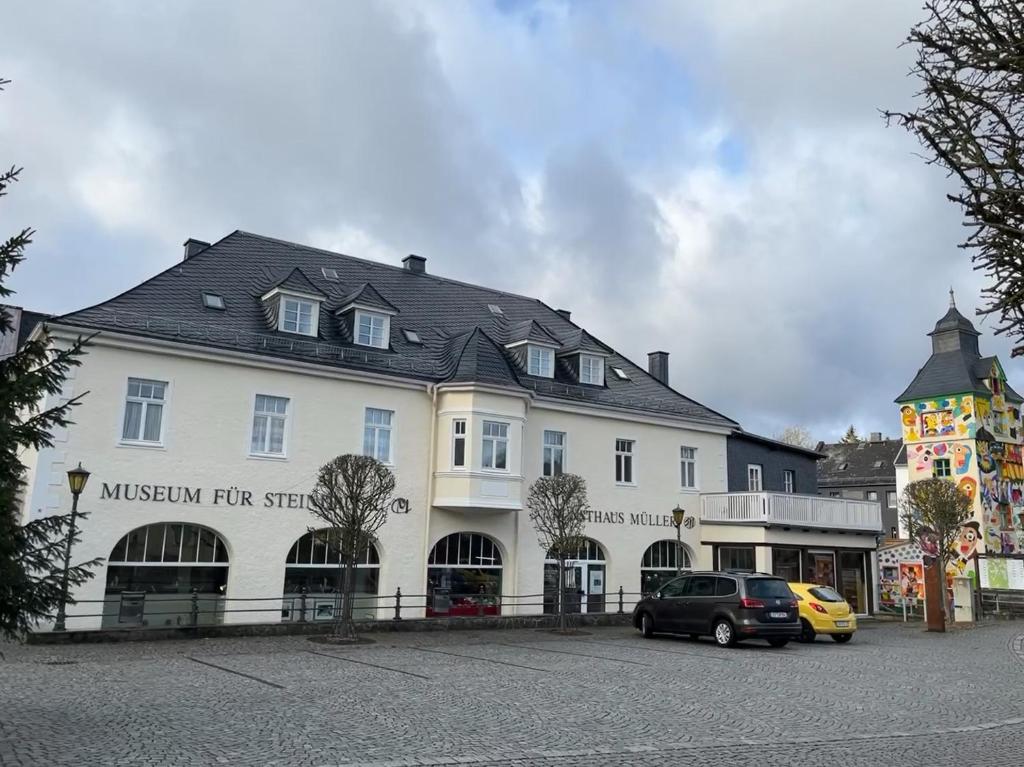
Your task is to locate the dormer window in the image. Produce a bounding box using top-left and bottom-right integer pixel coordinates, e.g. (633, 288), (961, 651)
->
(280, 297), (318, 336)
(580, 354), (604, 386)
(356, 310), (389, 348)
(528, 345), (554, 377)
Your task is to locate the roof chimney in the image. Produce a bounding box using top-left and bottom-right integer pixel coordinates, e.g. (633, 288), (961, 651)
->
(870, 432), (882, 442)
(555, 309), (572, 322)
(402, 254), (426, 274)
(183, 238), (210, 261)
(647, 351), (669, 386)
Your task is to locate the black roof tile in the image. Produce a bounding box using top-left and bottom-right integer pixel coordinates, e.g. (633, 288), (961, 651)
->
(56, 231), (737, 426)
(817, 439), (901, 487)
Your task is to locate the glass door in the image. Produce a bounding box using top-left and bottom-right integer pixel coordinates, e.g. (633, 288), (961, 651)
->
(838, 551), (868, 614)
(806, 551), (836, 589)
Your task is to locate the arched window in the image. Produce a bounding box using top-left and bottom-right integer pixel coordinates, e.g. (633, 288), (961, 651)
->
(427, 533), (502, 617)
(640, 540), (692, 594)
(544, 537), (607, 615)
(282, 530), (381, 622)
(104, 523), (229, 629)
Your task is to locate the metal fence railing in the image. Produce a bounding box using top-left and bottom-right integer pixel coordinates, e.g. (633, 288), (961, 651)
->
(56, 587), (648, 631)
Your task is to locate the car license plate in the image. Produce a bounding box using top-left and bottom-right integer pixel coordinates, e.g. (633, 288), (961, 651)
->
(769, 611), (788, 619)
(835, 621), (849, 628)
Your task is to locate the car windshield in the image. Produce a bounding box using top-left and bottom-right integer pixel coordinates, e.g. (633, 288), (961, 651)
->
(808, 586), (844, 603)
(746, 578), (792, 599)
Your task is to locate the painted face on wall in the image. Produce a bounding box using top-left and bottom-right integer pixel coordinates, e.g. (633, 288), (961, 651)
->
(922, 413), (939, 436)
(958, 521), (981, 558)
(953, 443), (973, 473)
(958, 476), (978, 501)
(902, 406), (916, 427)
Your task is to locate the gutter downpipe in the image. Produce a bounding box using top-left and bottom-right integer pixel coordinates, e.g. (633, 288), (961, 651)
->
(420, 382), (439, 618)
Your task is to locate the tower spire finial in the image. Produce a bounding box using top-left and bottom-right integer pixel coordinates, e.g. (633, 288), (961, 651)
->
(949, 287), (956, 309)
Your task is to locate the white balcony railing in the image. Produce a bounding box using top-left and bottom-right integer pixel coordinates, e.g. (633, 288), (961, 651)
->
(700, 492), (882, 532)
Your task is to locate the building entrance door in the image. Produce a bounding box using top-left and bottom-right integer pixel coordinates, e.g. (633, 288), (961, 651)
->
(543, 539), (608, 615)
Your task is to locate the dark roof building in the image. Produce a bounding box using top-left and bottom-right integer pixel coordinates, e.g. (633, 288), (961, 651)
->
(54, 230), (737, 428)
(726, 431), (822, 495)
(1, 305), (50, 357)
(816, 434), (901, 538)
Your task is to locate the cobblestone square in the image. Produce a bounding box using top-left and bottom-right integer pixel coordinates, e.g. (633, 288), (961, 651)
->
(2, 621), (1023, 766)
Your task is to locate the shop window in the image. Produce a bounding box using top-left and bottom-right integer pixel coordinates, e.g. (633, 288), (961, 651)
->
(718, 546), (755, 572)
(282, 530), (381, 622)
(104, 523), (229, 630)
(427, 533), (503, 617)
(839, 551), (867, 614)
(640, 540), (693, 594)
(772, 548), (801, 582)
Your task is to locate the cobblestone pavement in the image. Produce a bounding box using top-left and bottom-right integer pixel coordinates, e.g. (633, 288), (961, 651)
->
(2, 621), (1024, 766)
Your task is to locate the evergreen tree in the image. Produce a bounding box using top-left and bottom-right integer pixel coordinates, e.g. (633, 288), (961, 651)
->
(0, 77), (99, 638)
(841, 425), (860, 444)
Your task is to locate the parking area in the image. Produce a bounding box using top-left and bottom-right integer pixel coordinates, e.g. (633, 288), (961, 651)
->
(2, 621), (1024, 766)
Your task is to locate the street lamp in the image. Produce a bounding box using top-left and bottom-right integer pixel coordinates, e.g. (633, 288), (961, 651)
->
(671, 505), (686, 578)
(53, 462), (90, 632)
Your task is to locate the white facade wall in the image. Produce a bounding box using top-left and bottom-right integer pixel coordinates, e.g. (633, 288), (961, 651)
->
(26, 334), (733, 629)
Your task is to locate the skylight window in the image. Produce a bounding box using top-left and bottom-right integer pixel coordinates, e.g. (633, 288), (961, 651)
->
(838, 463), (849, 471)
(487, 304), (504, 315)
(321, 267), (339, 281)
(873, 460), (884, 469)
(202, 292), (225, 310)
(611, 366), (630, 381)
(403, 329), (422, 344)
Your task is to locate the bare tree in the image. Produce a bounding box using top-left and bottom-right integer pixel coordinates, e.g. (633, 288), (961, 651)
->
(527, 473), (590, 633)
(308, 455), (396, 641)
(886, 1), (1024, 355)
(774, 426), (814, 449)
(900, 478), (973, 627)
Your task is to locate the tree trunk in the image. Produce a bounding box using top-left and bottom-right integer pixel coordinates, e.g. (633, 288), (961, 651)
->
(338, 546), (358, 640)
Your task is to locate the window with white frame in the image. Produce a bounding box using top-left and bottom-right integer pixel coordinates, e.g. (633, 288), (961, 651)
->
(747, 464), (763, 492)
(250, 395), (289, 456)
(783, 469), (795, 494)
(866, 490), (878, 501)
(680, 446), (697, 489)
(280, 297), (317, 336)
(452, 419), (467, 468)
(543, 430), (566, 477)
(482, 421), (509, 470)
(580, 355), (604, 385)
(615, 439), (635, 484)
(527, 345), (554, 377)
(121, 378), (167, 443)
(887, 490), (897, 508)
(356, 310), (389, 348)
(363, 408), (394, 463)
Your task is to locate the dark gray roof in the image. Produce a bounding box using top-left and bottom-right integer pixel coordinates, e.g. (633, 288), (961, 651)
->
(56, 231), (737, 426)
(506, 319), (560, 346)
(17, 309), (50, 347)
(335, 283), (398, 314)
(929, 306), (980, 337)
(817, 439), (902, 487)
(728, 430), (824, 459)
(559, 328), (612, 356)
(264, 267), (326, 299)
(896, 350), (991, 402)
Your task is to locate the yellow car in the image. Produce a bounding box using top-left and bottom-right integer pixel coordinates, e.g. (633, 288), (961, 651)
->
(788, 582), (856, 643)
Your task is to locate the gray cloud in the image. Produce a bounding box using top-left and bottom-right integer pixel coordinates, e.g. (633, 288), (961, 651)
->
(2, 0), (1015, 445)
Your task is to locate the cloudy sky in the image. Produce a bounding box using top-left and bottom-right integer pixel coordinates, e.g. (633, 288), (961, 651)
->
(2, 0), (1015, 442)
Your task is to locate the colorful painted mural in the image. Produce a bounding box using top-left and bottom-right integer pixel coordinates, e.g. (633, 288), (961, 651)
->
(900, 395), (975, 442)
(974, 434), (1024, 554)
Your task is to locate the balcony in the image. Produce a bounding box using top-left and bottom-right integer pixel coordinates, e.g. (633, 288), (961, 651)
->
(700, 492), (882, 533)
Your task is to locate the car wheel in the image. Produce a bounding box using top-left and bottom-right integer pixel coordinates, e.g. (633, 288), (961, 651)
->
(713, 619), (736, 648)
(798, 619), (816, 643)
(639, 611), (655, 638)
(831, 633), (853, 644)
(767, 637), (789, 648)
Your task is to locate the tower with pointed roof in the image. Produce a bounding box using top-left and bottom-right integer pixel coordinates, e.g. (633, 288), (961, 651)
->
(896, 292), (1024, 558)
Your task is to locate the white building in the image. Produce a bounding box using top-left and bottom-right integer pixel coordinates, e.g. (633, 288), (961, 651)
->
(21, 232), (881, 630)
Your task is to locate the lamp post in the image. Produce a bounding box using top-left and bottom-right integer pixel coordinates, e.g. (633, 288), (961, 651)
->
(53, 462), (90, 632)
(671, 505), (686, 578)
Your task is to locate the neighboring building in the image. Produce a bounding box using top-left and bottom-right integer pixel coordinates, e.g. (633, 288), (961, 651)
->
(20, 231), (883, 631)
(881, 293), (1024, 610)
(816, 435), (901, 540)
(726, 431), (821, 495)
(0, 305), (49, 357)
